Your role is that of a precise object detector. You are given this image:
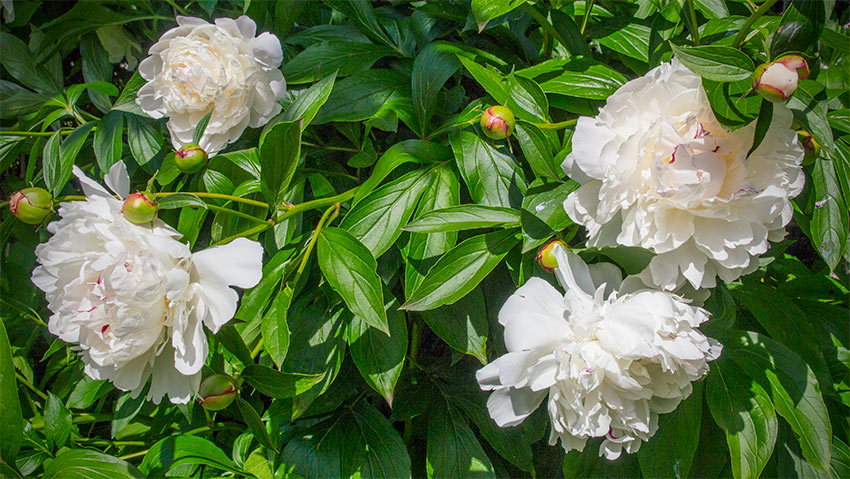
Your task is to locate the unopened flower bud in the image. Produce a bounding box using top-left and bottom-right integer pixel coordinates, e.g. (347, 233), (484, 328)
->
(752, 55), (810, 103)
(175, 143), (208, 174)
(198, 374), (237, 411)
(796, 130), (820, 166)
(121, 192), (157, 224)
(480, 105), (516, 140)
(536, 240), (567, 272)
(9, 187), (53, 224)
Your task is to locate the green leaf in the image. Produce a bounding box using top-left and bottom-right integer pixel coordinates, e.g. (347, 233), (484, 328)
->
(112, 72), (147, 116)
(706, 358), (777, 479)
(723, 330), (832, 473)
(140, 436), (238, 477)
(262, 287), (292, 368)
(412, 43), (461, 136)
(599, 23), (651, 63)
(0, 32), (60, 93)
(236, 247), (296, 323)
(348, 289), (407, 406)
(514, 121), (562, 179)
(402, 228), (520, 311)
(457, 56), (507, 104)
(421, 288), (488, 364)
(0, 320), (22, 465)
(471, 0), (527, 31)
(450, 130), (526, 209)
(216, 324), (254, 367)
(670, 44), (755, 81)
(111, 392), (145, 439)
(520, 179), (578, 252)
(259, 119), (302, 211)
(638, 383), (703, 479)
(44, 449), (144, 479)
(811, 157), (848, 271)
(353, 140), (450, 205)
(126, 114), (163, 169)
(42, 132), (62, 196)
(322, 0), (396, 49)
(236, 398), (276, 452)
(192, 109), (213, 145)
(427, 399), (495, 479)
(404, 205), (520, 233)
(67, 377), (109, 409)
(44, 122), (97, 196)
(93, 110), (124, 172)
(313, 70), (410, 124)
(282, 41), (397, 85)
(340, 168), (433, 258)
(747, 99), (773, 157)
(506, 74), (550, 122)
(0, 80), (48, 118)
(770, 0), (824, 56)
(241, 365), (326, 398)
(348, 401), (412, 478)
(539, 58), (627, 100)
(44, 393), (72, 451)
(80, 34), (114, 113)
(702, 78), (761, 129)
(317, 227), (388, 334)
(156, 193), (207, 210)
(280, 71), (337, 127)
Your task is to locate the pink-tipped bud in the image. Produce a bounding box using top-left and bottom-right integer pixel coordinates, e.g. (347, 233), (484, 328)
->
(9, 187), (53, 224)
(198, 374), (237, 411)
(536, 240), (567, 272)
(175, 143), (208, 174)
(752, 55), (810, 103)
(796, 130), (820, 166)
(121, 192), (157, 224)
(480, 105), (516, 140)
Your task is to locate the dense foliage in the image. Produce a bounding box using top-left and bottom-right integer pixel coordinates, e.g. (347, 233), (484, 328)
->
(1, 1), (848, 478)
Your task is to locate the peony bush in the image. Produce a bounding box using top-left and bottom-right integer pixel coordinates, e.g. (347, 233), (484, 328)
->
(0, 1), (848, 478)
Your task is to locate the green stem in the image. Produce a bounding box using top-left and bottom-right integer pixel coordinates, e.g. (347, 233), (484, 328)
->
(205, 204), (271, 225)
(580, 0), (595, 35)
(687, 0), (701, 45)
(250, 338), (264, 360)
(16, 372), (48, 401)
(273, 186), (358, 224)
(302, 140), (360, 153)
(155, 191), (268, 209)
(289, 203), (340, 286)
(532, 119), (578, 130)
(1, 130), (72, 137)
(212, 222), (271, 247)
(732, 0), (779, 48)
(119, 449), (149, 461)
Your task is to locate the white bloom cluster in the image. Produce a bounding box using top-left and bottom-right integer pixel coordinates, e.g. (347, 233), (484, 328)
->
(563, 60), (804, 290)
(32, 164), (262, 404)
(477, 246), (721, 459)
(137, 16), (286, 154)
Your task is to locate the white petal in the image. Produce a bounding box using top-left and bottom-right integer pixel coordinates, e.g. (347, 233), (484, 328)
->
(73, 165), (111, 198)
(192, 237), (263, 289)
(486, 387), (547, 427)
(552, 246), (596, 298)
(250, 32), (282, 68)
(105, 161), (130, 199)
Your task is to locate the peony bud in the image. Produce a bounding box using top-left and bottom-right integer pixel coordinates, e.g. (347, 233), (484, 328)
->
(198, 374), (237, 411)
(752, 55), (810, 103)
(480, 105), (516, 140)
(9, 187), (53, 224)
(175, 143), (208, 174)
(121, 192), (157, 224)
(796, 130), (820, 166)
(536, 240), (567, 272)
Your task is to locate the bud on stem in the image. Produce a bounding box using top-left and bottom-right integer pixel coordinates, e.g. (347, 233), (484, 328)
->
(536, 240), (567, 272)
(752, 55), (810, 103)
(9, 187), (53, 224)
(198, 374), (237, 411)
(122, 192), (157, 224)
(480, 105), (516, 140)
(175, 143), (209, 174)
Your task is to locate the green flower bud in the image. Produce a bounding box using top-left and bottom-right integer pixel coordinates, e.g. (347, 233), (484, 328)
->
(536, 240), (567, 272)
(198, 374), (237, 411)
(9, 187), (53, 224)
(752, 55), (810, 103)
(480, 105), (516, 140)
(796, 130), (820, 166)
(175, 143), (208, 174)
(121, 192), (157, 224)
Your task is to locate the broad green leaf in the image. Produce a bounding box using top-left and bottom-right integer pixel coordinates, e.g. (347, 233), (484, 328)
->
(348, 289), (407, 406)
(80, 34), (113, 112)
(402, 228), (520, 311)
(322, 0), (396, 49)
(723, 330), (832, 473)
(156, 193), (207, 210)
(670, 44), (754, 82)
(0, 320), (22, 465)
(427, 399), (495, 479)
(450, 130), (526, 209)
(421, 288), (488, 364)
(353, 139), (451, 204)
(539, 58), (627, 100)
(471, 0), (527, 31)
(787, 80), (833, 151)
(457, 56), (507, 104)
(404, 205), (520, 233)
(638, 383), (703, 479)
(262, 287), (292, 368)
(111, 391), (145, 439)
(0, 80), (48, 118)
(515, 121), (561, 179)
(340, 168), (433, 258)
(44, 449), (143, 479)
(770, 0), (824, 56)
(236, 247), (296, 323)
(281, 41), (397, 85)
(412, 43), (461, 136)
(140, 436), (238, 477)
(44, 392), (72, 450)
(348, 401), (412, 478)
(706, 358), (777, 479)
(0, 32), (60, 93)
(506, 73), (550, 122)
(282, 413), (346, 478)
(240, 365), (326, 398)
(93, 110), (124, 172)
(112, 72), (147, 116)
(747, 99), (772, 156)
(126, 114), (163, 169)
(317, 227), (388, 334)
(236, 398), (276, 452)
(217, 324), (254, 366)
(599, 23), (651, 63)
(259, 119), (302, 211)
(520, 179), (578, 252)
(314, 70), (410, 124)
(702, 78), (761, 129)
(280, 71), (337, 127)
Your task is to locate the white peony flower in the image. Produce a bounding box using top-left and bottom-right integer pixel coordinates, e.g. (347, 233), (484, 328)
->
(137, 15), (286, 154)
(31, 163), (263, 404)
(476, 245), (721, 460)
(563, 59), (805, 290)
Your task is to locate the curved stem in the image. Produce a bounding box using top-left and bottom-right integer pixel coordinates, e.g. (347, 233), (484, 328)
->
(302, 140), (360, 153)
(532, 119), (577, 130)
(732, 0), (779, 48)
(155, 191), (268, 209)
(290, 203), (340, 286)
(273, 186), (358, 223)
(16, 372), (48, 401)
(1, 130), (72, 137)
